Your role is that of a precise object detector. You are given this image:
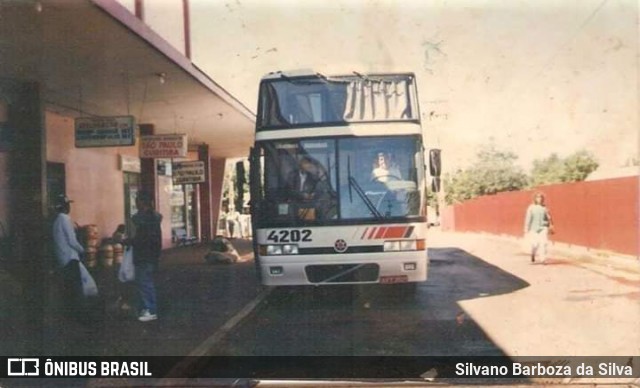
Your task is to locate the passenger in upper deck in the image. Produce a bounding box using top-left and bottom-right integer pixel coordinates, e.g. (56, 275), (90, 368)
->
(371, 151), (402, 183)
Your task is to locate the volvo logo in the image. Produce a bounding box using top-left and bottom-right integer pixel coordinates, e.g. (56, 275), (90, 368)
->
(334, 239), (348, 253)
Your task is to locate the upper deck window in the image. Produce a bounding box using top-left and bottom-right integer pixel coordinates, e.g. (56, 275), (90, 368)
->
(257, 74), (419, 130)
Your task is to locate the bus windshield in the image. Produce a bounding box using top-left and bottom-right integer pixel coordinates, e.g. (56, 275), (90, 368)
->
(257, 74), (419, 130)
(259, 135), (423, 225)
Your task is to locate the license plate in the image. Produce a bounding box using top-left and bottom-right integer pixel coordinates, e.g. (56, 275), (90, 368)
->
(379, 275), (408, 284)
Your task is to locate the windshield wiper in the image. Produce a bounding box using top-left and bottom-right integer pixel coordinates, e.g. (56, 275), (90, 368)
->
(347, 156), (383, 219)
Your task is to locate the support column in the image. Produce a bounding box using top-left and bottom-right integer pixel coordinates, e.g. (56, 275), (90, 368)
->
(209, 158), (226, 236)
(182, 0), (191, 59)
(9, 81), (46, 353)
(134, 0), (145, 20)
(139, 124), (157, 203)
(198, 144), (212, 241)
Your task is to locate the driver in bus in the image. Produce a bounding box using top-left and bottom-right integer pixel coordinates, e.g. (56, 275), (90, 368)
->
(286, 156), (336, 219)
(371, 151), (402, 183)
(286, 156), (318, 200)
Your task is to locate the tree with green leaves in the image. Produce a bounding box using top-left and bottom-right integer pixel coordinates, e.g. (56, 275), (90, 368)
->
(530, 150), (598, 187)
(529, 153), (564, 187)
(444, 144), (529, 204)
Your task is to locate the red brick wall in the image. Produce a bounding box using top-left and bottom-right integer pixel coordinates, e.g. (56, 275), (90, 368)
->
(448, 176), (639, 256)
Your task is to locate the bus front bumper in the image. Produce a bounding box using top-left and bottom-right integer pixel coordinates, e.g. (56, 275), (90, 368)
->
(258, 251), (428, 286)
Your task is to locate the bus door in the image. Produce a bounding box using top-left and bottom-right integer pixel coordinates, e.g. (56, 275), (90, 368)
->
(249, 146), (263, 280)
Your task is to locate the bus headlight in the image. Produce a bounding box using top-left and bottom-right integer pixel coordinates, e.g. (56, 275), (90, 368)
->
(266, 245), (283, 255)
(399, 240), (417, 251)
(282, 244), (299, 254)
(383, 241), (400, 251)
(384, 239), (426, 252)
(261, 244), (299, 255)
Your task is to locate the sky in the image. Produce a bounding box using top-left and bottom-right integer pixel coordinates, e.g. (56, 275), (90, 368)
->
(186, 0), (638, 174)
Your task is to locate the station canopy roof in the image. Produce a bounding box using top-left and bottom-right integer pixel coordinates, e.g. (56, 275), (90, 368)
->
(0, 0), (255, 159)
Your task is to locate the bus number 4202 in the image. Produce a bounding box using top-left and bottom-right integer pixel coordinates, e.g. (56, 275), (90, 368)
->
(267, 229), (312, 243)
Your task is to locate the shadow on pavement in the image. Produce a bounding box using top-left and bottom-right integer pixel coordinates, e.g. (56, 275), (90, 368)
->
(211, 247), (530, 357)
(1, 245), (534, 384)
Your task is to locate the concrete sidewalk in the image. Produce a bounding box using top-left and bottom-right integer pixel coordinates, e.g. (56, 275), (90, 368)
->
(0, 238), (264, 357)
(429, 228), (640, 360)
(430, 229), (640, 282)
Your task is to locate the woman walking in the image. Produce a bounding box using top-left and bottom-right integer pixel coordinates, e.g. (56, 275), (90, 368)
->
(524, 192), (554, 264)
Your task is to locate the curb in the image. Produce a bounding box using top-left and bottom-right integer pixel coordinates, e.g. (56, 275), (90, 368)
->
(159, 285), (273, 381)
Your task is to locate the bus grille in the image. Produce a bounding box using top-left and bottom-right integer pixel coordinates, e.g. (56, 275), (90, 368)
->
(305, 264), (379, 283)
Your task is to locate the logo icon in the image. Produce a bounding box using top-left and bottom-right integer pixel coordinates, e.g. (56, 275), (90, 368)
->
(7, 358), (39, 376)
(334, 239), (348, 253)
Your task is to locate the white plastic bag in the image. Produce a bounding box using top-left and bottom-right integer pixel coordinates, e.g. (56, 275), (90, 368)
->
(79, 261), (98, 297)
(118, 247), (135, 283)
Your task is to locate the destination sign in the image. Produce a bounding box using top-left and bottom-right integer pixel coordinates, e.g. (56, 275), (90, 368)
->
(75, 116), (135, 147)
(172, 160), (206, 185)
(140, 134), (187, 158)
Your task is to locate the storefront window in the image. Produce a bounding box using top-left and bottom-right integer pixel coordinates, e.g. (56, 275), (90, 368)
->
(171, 185), (186, 230)
(171, 183), (200, 243)
(123, 172), (140, 235)
(185, 184), (199, 240)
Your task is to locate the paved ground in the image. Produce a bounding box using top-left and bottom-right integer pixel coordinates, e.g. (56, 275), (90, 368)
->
(0, 238), (262, 357)
(194, 229), (639, 359)
(434, 230), (640, 287)
(1, 230), (638, 357)
(1, 230), (639, 386)
(207, 246), (529, 357)
(430, 229), (640, 357)
(0, 229), (640, 355)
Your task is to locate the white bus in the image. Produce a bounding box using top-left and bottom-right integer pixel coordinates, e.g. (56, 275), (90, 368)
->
(249, 71), (440, 288)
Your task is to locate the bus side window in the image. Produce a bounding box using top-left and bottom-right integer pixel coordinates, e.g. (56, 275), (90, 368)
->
(327, 90), (346, 122)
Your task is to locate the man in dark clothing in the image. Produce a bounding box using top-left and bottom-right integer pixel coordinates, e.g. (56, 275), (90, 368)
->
(131, 191), (163, 322)
(285, 157), (322, 201)
(285, 157), (337, 220)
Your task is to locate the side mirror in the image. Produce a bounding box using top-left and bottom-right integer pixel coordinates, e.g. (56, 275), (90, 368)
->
(431, 177), (441, 193)
(429, 149), (441, 177)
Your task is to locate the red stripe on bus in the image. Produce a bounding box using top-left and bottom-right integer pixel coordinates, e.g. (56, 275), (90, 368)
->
(375, 227), (387, 239)
(368, 227), (377, 239)
(384, 226), (406, 239)
(361, 228), (368, 239)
